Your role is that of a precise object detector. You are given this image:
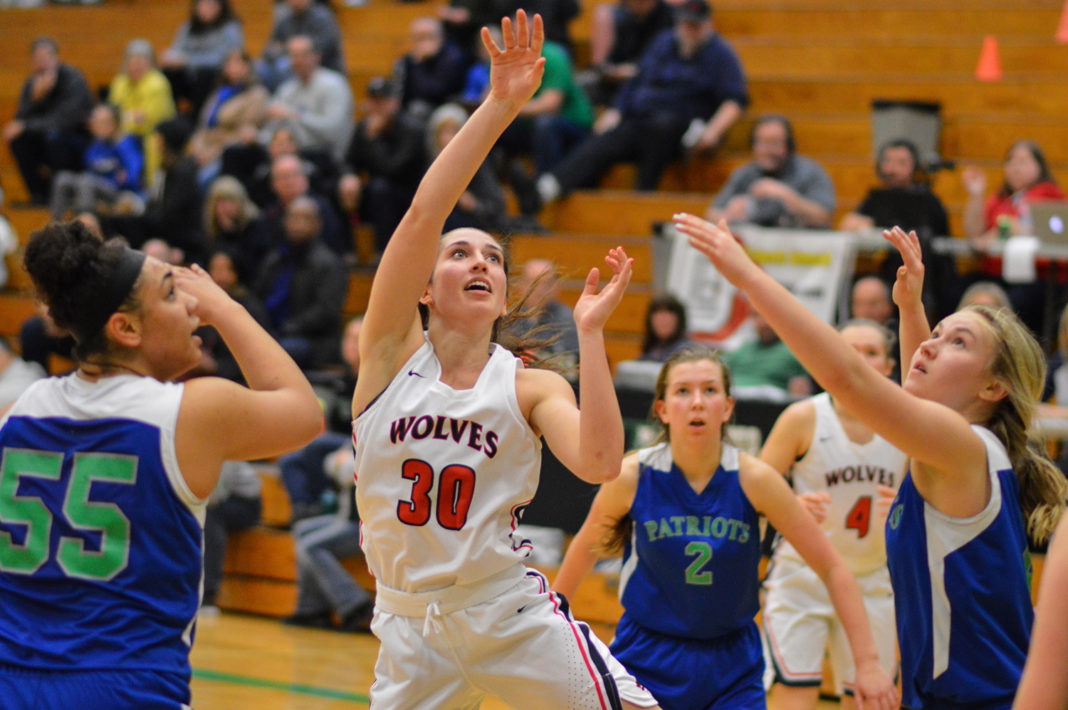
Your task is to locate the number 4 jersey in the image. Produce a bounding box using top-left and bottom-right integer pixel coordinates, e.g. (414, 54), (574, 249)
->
(0, 373), (204, 675)
(353, 337), (542, 593)
(774, 393), (907, 576)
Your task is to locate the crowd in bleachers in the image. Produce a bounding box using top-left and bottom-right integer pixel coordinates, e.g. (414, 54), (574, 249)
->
(3, 0), (1068, 654)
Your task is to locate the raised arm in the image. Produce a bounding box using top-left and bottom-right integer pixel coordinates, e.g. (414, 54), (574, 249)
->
(175, 264), (322, 498)
(740, 455), (899, 710)
(528, 247), (633, 483)
(552, 453), (639, 599)
(355, 12), (546, 411)
(883, 226), (930, 375)
(672, 213), (982, 478)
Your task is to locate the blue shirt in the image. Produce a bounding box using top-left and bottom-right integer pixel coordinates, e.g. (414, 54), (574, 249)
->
(885, 427), (1033, 709)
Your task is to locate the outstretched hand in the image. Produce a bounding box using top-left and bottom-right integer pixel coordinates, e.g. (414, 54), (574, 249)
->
(482, 10), (545, 110)
(672, 213), (760, 287)
(883, 226), (925, 311)
(572, 246), (633, 334)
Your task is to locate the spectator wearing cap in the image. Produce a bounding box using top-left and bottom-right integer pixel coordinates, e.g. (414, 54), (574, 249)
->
(706, 113), (835, 228)
(3, 37), (93, 206)
(535, 0), (747, 202)
(263, 35), (354, 165)
(338, 77), (426, 256)
(391, 17), (469, 120)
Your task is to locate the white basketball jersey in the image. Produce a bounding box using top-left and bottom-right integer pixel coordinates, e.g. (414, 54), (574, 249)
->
(775, 393), (907, 575)
(353, 337), (542, 592)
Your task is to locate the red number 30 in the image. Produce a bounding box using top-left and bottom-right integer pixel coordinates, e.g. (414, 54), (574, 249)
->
(396, 458), (476, 530)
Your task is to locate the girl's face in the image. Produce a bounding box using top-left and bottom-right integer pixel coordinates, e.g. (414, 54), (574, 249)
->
(134, 257), (202, 381)
(421, 229), (508, 327)
(208, 252), (237, 291)
(1004, 144), (1042, 193)
(655, 359), (733, 442)
(88, 107), (117, 140)
(904, 310), (1002, 414)
(222, 52), (249, 84)
(841, 324), (893, 377)
(195, 0), (221, 23)
(650, 308), (679, 342)
(213, 195), (241, 226)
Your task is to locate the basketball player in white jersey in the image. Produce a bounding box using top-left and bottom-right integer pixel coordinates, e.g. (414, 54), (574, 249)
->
(350, 12), (659, 709)
(759, 320), (907, 709)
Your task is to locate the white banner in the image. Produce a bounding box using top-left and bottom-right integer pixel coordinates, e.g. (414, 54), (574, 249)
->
(664, 225), (857, 340)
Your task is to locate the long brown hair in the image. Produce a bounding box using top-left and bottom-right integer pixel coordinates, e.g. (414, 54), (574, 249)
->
(599, 345), (733, 555)
(971, 305), (1067, 545)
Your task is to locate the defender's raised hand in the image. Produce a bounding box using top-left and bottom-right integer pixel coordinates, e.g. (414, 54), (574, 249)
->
(482, 10), (545, 111)
(572, 246), (633, 334)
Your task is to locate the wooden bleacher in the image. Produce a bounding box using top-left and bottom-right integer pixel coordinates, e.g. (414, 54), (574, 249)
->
(0, 0), (1061, 656)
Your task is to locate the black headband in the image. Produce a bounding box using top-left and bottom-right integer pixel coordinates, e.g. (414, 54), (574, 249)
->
(81, 247), (146, 342)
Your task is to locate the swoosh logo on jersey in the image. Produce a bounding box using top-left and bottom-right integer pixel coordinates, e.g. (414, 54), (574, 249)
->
(408, 370), (424, 378)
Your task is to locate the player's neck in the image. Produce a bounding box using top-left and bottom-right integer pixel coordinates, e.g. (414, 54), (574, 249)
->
(428, 324), (493, 389)
(671, 436), (722, 486)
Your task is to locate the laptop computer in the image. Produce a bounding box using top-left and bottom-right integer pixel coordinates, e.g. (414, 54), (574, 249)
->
(1029, 201), (1068, 245)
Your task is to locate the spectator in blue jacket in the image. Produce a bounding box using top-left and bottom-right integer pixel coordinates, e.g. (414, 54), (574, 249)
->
(536, 0), (747, 201)
(49, 103), (144, 220)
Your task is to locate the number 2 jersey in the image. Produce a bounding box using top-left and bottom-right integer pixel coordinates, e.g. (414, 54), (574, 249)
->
(774, 393), (907, 576)
(0, 374), (204, 677)
(353, 337), (542, 593)
(618, 441), (761, 639)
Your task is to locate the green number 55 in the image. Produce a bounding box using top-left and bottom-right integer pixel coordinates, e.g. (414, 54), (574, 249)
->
(0, 448), (137, 581)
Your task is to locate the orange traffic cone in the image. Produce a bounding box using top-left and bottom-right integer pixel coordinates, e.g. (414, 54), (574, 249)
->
(975, 35), (1003, 82)
(1056, 0), (1068, 43)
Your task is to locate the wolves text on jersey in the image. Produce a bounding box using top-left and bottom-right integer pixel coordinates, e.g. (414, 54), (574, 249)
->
(389, 415), (499, 458)
(823, 465), (895, 489)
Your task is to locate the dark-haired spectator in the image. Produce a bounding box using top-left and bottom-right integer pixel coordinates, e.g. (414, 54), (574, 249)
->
(259, 0), (346, 91)
(536, 0), (747, 201)
(189, 50), (270, 186)
(254, 195), (347, 369)
(706, 114), (834, 228)
(18, 303), (75, 376)
(439, 0), (500, 59)
(962, 139), (1066, 336)
(338, 77), (425, 255)
(160, 0), (245, 118)
(639, 293), (694, 362)
(203, 176), (271, 278)
(197, 246), (271, 382)
(392, 17), (469, 120)
(50, 103), (144, 220)
(263, 35), (353, 164)
(3, 37), (93, 206)
(223, 125), (338, 209)
(108, 39), (177, 188)
(429, 104), (508, 233)
(99, 117), (206, 263)
(586, 0), (674, 105)
(263, 152), (347, 256)
(840, 139), (949, 237)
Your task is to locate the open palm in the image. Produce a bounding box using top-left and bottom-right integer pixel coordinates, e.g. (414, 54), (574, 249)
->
(573, 247), (633, 333)
(482, 11), (545, 109)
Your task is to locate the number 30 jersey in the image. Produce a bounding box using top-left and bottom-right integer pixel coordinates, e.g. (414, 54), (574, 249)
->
(0, 374), (204, 675)
(775, 393), (907, 576)
(353, 337), (542, 593)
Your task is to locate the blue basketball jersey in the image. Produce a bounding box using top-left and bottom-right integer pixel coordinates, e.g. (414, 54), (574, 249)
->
(0, 374), (204, 680)
(885, 426), (1032, 710)
(618, 441), (762, 639)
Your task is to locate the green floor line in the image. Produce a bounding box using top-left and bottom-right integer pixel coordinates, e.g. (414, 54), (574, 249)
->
(192, 668), (370, 704)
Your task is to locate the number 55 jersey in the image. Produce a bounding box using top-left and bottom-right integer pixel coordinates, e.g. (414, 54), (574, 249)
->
(353, 337), (542, 593)
(0, 373), (204, 676)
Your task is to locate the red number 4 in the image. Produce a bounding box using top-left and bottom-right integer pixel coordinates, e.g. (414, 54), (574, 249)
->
(845, 495), (872, 538)
(396, 459), (476, 530)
